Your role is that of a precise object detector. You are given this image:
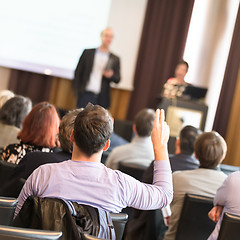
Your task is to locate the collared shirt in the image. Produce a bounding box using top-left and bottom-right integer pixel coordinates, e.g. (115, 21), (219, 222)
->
(105, 135), (154, 170)
(208, 171), (240, 240)
(163, 168), (227, 240)
(85, 49), (109, 94)
(15, 159), (173, 217)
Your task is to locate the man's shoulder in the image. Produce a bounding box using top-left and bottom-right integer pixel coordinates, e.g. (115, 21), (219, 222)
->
(173, 169), (196, 179)
(109, 51), (120, 60)
(81, 48), (96, 56)
(33, 160), (68, 174)
(170, 154), (199, 171)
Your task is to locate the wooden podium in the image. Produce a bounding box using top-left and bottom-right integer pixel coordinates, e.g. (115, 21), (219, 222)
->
(157, 96), (208, 154)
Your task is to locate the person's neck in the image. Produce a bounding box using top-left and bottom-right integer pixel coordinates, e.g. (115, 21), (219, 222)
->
(99, 45), (109, 53)
(71, 147), (102, 163)
(175, 77), (186, 84)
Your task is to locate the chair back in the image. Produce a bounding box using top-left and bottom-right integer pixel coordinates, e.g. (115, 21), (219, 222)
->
(0, 225), (62, 240)
(81, 233), (106, 240)
(217, 212), (240, 240)
(0, 196), (18, 225)
(118, 161), (149, 181)
(175, 194), (215, 240)
(110, 213), (128, 240)
(0, 161), (16, 188)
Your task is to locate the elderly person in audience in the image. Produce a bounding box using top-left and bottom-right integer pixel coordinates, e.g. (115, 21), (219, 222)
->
(0, 89), (15, 108)
(15, 104), (173, 239)
(163, 131), (228, 240)
(0, 96), (32, 148)
(0, 101), (60, 164)
(0, 109), (82, 198)
(207, 171), (240, 240)
(105, 108), (155, 169)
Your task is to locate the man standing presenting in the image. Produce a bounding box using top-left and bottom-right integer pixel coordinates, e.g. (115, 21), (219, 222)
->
(73, 28), (120, 108)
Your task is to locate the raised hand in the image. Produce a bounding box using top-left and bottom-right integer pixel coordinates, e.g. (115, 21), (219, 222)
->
(151, 109), (170, 161)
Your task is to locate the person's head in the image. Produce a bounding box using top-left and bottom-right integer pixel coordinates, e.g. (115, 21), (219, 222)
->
(175, 60), (189, 81)
(59, 108), (83, 153)
(194, 131), (227, 169)
(134, 108), (155, 137)
(18, 102), (60, 148)
(100, 27), (114, 49)
(177, 125), (201, 155)
(0, 90), (15, 108)
(73, 103), (113, 157)
(0, 95), (32, 128)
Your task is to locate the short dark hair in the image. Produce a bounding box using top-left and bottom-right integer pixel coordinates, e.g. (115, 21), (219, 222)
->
(0, 95), (32, 128)
(74, 103), (113, 157)
(134, 108), (155, 137)
(177, 60), (189, 70)
(179, 125), (201, 154)
(59, 109), (83, 153)
(194, 131), (227, 169)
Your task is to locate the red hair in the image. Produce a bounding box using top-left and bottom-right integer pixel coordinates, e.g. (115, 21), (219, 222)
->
(18, 102), (60, 148)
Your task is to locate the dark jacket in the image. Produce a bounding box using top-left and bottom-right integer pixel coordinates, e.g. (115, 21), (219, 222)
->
(0, 151), (70, 198)
(13, 197), (114, 240)
(73, 48), (120, 108)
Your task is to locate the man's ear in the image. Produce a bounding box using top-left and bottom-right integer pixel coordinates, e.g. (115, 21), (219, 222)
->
(103, 139), (110, 152)
(132, 124), (136, 133)
(176, 137), (180, 146)
(70, 130), (75, 143)
(175, 137), (181, 154)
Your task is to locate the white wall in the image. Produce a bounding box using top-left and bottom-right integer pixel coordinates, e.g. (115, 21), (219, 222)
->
(107, 0), (148, 90)
(184, 0), (239, 131)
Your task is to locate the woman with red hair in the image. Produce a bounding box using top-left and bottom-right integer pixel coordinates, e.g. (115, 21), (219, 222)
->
(0, 102), (60, 164)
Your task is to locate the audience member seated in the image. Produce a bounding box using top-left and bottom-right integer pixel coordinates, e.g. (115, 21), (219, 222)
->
(14, 104), (173, 239)
(105, 108), (155, 170)
(0, 109), (82, 198)
(0, 89), (14, 108)
(107, 132), (128, 152)
(207, 171), (240, 240)
(106, 112), (129, 152)
(170, 125), (201, 172)
(0, 101), (60, 164)
(163, 131), (228, 240)
(0, 96), (32, 148)
(124, 125), (200, 240)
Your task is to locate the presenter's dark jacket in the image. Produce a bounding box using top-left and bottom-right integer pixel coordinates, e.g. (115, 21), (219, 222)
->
(73, 48), (120, 108)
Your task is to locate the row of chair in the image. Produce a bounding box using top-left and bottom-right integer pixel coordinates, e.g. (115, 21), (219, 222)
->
(118, 160), (240, 239)
(0, 196), (128, 240)
(176, 194), (240, 240)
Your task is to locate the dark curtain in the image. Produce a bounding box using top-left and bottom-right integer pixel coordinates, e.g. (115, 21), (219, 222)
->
(127, 0), (195, 120)
(8, 69), (53, 104)
(213, 5), (240, 138)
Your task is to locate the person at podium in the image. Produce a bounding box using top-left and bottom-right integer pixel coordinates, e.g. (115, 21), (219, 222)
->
(163, 60), (189, 98)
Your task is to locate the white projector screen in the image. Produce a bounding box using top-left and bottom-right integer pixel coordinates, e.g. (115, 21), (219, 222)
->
(0, 0), (111, 79)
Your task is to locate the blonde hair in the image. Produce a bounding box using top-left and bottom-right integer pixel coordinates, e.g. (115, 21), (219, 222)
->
(0, 90), (14, 108)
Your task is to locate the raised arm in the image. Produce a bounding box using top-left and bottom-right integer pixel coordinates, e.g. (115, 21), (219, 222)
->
(151, 109), (169, 161)
(119, 109), (173, 210)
